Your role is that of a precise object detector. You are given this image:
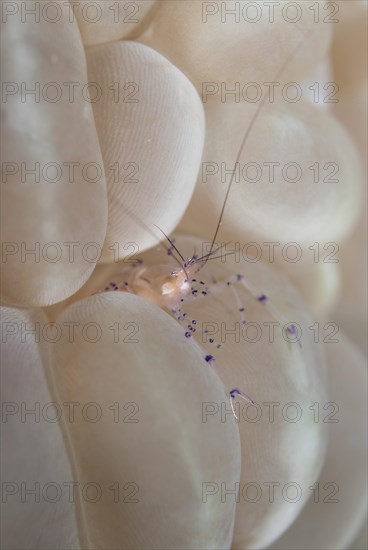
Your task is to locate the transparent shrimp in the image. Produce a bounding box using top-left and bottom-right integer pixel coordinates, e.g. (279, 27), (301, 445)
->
(98, 36), (308, 418)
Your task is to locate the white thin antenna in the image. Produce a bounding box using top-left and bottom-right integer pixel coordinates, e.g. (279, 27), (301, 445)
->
(205, 34), (310, 265)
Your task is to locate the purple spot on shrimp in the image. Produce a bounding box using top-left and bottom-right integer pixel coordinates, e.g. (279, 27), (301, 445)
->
(239, 307), (245, 312)
(258, 294), (267, 302)
(185, 332), (191, 338)
(236, 274), (243, 281)
(205, 355), (214, 363)
(209, 338), (214, 343)
(230, 388), (241, 399)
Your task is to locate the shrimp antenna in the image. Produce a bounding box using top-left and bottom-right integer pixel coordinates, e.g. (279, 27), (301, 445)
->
(120, 203), (185, 271)
(192, 241), (233, 265)
(196, 252), (237, 263)
(153, 224), (187, 265)
(205, 34), (309, 265)
(153, 224), (190, 280)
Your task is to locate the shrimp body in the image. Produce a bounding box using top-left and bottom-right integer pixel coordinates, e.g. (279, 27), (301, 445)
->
(115, 259), (203, 310)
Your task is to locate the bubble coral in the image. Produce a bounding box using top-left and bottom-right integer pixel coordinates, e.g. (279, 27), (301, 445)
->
(1, 1), (367, 549)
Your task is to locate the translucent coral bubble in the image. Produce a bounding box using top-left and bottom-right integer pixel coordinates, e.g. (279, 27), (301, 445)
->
(86, 41), (205, 263)
(75, 0), (157, 47)
(1, 306), (79, 549)
(179, 100), (361, 246)
(269, 334), (367, 550)
(1, 7), (108, 307)
(50, 292), (240, 549)
(140, 0), (332, 94)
